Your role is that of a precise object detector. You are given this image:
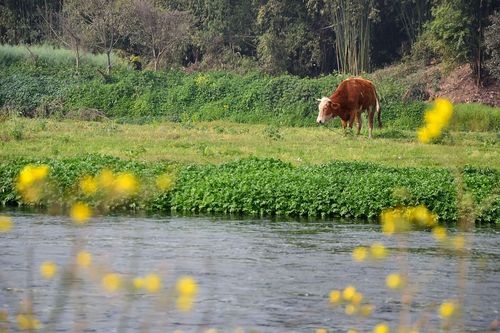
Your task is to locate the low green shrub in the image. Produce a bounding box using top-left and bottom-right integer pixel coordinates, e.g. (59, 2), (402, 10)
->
(1, 156), (497, 223)
(0, 50), (427, 128)
(449, 103), (500, 132)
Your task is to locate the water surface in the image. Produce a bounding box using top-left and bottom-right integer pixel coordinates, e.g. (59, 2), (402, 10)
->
(1, 212), (499, 332)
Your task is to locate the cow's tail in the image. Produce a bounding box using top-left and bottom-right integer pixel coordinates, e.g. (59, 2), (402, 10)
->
(374, 86), (382, 128)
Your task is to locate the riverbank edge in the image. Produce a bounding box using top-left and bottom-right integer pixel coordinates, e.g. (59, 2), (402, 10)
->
(0, 155), (498, 223)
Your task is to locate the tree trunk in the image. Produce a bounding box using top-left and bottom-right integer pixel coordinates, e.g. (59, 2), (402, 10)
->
(75, 43), (80, 71)
(106, 51), (112, 74)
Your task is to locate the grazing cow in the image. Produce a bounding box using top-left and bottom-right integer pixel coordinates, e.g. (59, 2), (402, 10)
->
(316, 78), (382, 138)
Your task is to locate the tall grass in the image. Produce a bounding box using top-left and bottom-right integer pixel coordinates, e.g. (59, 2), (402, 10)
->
(450, 103), (500, 132)
(0, 44), (123, 68)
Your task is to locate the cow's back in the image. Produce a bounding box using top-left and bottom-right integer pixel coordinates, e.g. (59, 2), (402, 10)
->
(331, 78), (376, 112)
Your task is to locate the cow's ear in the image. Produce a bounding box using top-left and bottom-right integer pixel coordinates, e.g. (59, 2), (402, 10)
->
(332, 102), (340, 109)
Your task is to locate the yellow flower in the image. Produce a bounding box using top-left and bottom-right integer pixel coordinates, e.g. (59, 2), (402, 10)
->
(40, 261), (57, 279)
(133, 277), (145, 290)
(329, 290), (341, 304)
(70, 202), (92, 224)
(373, 323), (390, 333)
(0, 216), (13, 232)
(102, 273), (122, 292)
(417, 127), (431, 144)
(80, 176), (98, 195)
(176, 276), (198, 296)
(345, 304), (356, 316)
(76, 251), (92, 268)
(386, 273), (402, 289)
(370, 242), (387, 259)
(351, 292), (363, 305)
(16, 314), (41, 330)
(360, 304), (374, 317)
(432, 226), (447, 241)
(0, 309), (7, 321)
(315, 329), (328, 333)
(98, 169), (115, 189)
(156, 173), (174, 191)
(439, 301), (456, 318)
(176, 295), (194, 312)
(205, 329), (217, 333)
(452, 235), (465, 250)
(114, 173), (138, 196)
(347, 330), (359, 333)
(409, 205), (437, 227)
(352, 247), (368, 262)
(343, 286), (356, 301)
(17, 165), (49, 190)
(381, 208), (410, 235)
(144, 273), (162, 293)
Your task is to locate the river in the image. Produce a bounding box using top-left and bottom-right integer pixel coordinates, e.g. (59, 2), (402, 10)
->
(1, 212), (499, 332)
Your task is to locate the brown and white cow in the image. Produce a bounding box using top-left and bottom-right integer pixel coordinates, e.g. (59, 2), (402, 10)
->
(316, 78), (382, 138)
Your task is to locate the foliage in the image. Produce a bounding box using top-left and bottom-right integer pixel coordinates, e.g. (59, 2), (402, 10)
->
(484, 11), (500, 80)
(0, 55), (424, 127)
(1, 157), (498, 222)
(450, 103), (500, 132)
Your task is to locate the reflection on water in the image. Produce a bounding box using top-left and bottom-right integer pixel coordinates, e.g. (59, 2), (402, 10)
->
(1, 212), (499, 332)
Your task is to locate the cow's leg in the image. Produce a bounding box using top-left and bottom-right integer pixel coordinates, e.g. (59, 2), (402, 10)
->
(356, 111), (362, 135)
(368, 106), (375, 139)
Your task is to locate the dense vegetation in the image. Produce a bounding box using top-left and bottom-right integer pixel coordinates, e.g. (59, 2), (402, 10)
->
(0, 156), (498, 223)
(0, 47), (426, 128)
(1, 0), (498, 80)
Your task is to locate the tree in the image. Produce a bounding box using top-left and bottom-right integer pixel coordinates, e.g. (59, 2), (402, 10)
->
(126, 0), (191, 71)
(484, 11), (500, 80)
(326, 0), (378, 75)
(76, 0), (126, 74)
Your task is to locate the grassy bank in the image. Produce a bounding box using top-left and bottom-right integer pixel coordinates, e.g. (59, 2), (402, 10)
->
(1, 118), (499, 169)
(0, 44), (427, 127)
(0, 156), (498, 223)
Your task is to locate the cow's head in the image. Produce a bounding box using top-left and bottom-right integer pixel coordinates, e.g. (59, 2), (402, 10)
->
(316, 97), (340, 124)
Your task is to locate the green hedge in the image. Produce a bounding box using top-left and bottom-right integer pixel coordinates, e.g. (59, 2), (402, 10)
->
(1, 156), (498, 223)
(0, 57), (427, 127)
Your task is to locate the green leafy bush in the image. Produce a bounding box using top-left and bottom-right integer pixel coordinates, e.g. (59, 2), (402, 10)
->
(1, 157), (497, 222)
(0, 53), (425, 128)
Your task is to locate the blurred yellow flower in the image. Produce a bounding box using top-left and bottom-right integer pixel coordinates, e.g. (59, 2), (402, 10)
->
(439, 301), (456, 318)
(351, 292), (363, 305)
(0, 215), (13, 232)
(16, 314), (41, 331)
(315, 329), (328, 333)
(205, 329), (218, 333)
(17, 165), (49, 189)
(352, 247), (368, 262)
(432, 226), (447, 241)
(156, 173), (174, 191)
(176, 295), (194, 312)
(417, 127), (431, 144)
(98, 169), (115, 189)
(347, 330), (359, 333)
(144, 273), (162, 293)
(0, 309), (7, 321)
(345, 304), (356, 316)
(16, 164), (50, 203)
(360, 304), (374, 317)
(76, 251), (92, 268)
(80, 176), (98, 195)
(133, 277), (145, 290)
(386, 273), (402, 289)
(373, 323), (390, 333)
(381, 208), (411, 235)
(329, 290), (341, 304)
(176, 276), (198, 296)
(70, 202), (92, 224)
(409, 205), (437, 227)
(453, 235), (465, 250)
(102, 273), (122, 292)
(417, 98), (453, 144)
(40, 261), (57, 279)
(114, 173), (138, 196)
(370, 242), (387, 259)
(343, 286), (356, 301)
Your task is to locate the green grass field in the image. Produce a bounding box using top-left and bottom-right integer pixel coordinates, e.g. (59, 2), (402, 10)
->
(1, 117), (498, 169)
